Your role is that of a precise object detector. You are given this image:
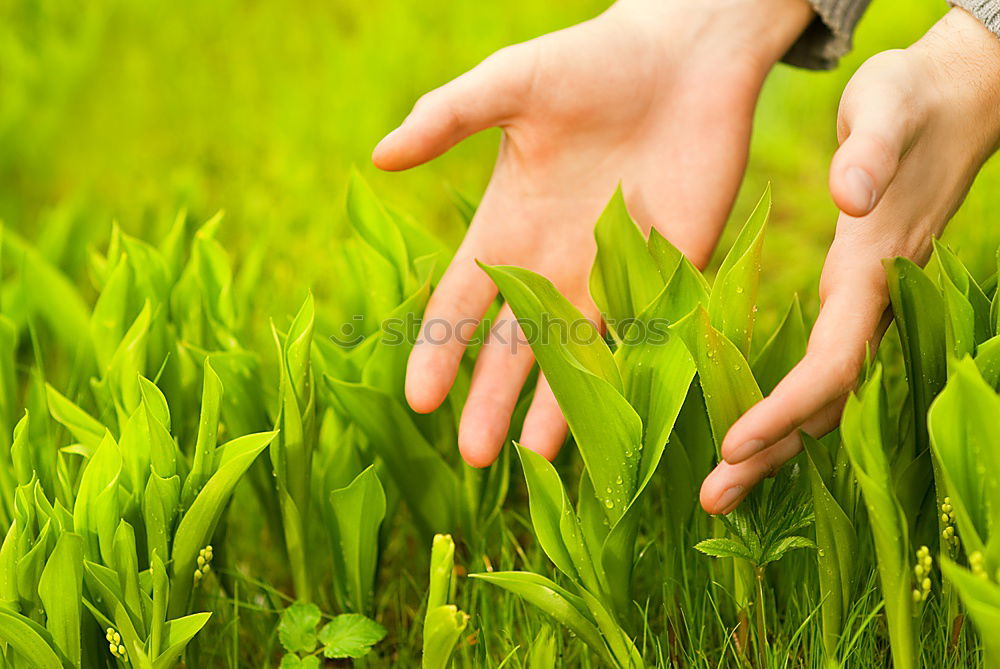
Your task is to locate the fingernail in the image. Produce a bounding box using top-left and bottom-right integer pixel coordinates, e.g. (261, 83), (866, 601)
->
(845, 167), (876, 215)
(715, 485), (745, 515)
(725, 439), (765, 464)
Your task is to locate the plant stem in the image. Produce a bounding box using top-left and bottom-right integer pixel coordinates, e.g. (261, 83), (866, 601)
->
(754, 566), (767, 669)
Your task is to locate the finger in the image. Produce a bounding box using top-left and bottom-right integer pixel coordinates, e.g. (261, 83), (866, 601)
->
(405, 254), (497, 414)
(830, 78), (919, 217)
(372, 45), (530, 171)
(702, 397), (847, 514)
(721, 257), (889, 466)
(458, 305), (536, 467)
(518, 373), (568, 461)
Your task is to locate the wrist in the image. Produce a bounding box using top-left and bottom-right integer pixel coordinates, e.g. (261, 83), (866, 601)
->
(912, 7), (1000, 148)
(609, 0), (815, 77)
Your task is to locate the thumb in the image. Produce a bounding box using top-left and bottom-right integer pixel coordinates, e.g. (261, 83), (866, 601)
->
(372, 45), (530, 171)
(829, 82), (919, 217)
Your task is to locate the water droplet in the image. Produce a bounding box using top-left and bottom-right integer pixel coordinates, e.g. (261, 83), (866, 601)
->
(606, 487), (613, 495)
(604, 499), (614, 509)
(615, 475), (623, 485)
(736, 286), (744, 294)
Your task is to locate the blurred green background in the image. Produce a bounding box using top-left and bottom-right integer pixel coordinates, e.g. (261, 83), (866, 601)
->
(2, 0), (998, 325)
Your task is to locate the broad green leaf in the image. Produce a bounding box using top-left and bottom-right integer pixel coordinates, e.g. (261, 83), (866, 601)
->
(709, 186), (770, 356)
(346, 169), (409, 294)
(324, 377), (457, 535)
(928, 357), (1000, 557)
(517, 446), (600, 593)
(278, 602), (321, 654)
(91, 252), (132, 371)
(153, 612), (212, 669)
(168, 430), (276, 616)
(328, 466), (386, 613)
(1, 227), (93, 365)
(480, 264), (621, 389)
(975, 335), (1000, 389)
(143, 473), (180, 570)
(422, 605), (468, 669)
(673, 306), (762, 452)
(113, 521), (146, 638)
(751, 295), (807, 396)
(481, 264), (641, 522)
(0, 315), (16, 448)
(182, 358), (223, 507)
(885, 257), (947, 455)
(589, 187), (663, 339)
(38, 532), (83, 668)
(940, 559), (1000, 663)
(470, 571), (612, 665)
(0, 608), (63, 669)
(841, 366), (915, 669)
(934, 240), (991, 345)
(318, 613), (386, 659)
(45, 384), (105, 452)
(73, 431), (122, 561)
(802, 433), (857, 659)
(150, 552), (168, 659)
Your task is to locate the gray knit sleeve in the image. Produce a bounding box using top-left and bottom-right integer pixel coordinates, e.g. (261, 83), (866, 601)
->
(950, 1), (1000, 36)
(782, 0), (873, 70)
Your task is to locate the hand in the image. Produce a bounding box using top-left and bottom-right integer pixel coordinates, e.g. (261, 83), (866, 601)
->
(375, 0), (814, 467)
(702, 7), (1000, 515)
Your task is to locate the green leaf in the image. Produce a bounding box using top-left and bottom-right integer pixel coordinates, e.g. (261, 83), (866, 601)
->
(328, 466), (386, 614)
(751, 295), (807, 396)
(709, 186), (770, 356)
(38, 532), (83, 668)
(469, 571), (612, 666)
(346, 169), (409, 293)
(481, 264), (641, 523)
(168, 431), (276, 616)
(153, 612), (212, 669)
(693, 537), (753, 562)
(279, 654), (320, 669)
(0, 608), (63, 669)
(802, 433), (857, 658)
(516, 445), (600, 593)
(673, 306), (762, 452)
(975, 335), (1000, 389)
(589, 187), (663, 340)
(318, 613), (387, 659)
(324, 377), (457, 535)
(940, 559), (1000, 662)
(278, 602), (322, 654)
(182, 358), (223, 507)
(885, 257), (947, 455)
(45, 384), (105, 452)
(928, 357), (1000, 557)
(841, 366), (915, 669)
(422, 605), (468, 669)
(760, 535), (815, 565)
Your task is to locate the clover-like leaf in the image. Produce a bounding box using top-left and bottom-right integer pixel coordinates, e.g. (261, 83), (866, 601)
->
(278, 603), (321, 654)
(318, 613), (386, 659)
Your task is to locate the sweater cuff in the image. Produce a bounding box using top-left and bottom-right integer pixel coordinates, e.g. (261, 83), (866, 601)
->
(949, 0), (1000, 37)
(782, 0), (873, 70)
